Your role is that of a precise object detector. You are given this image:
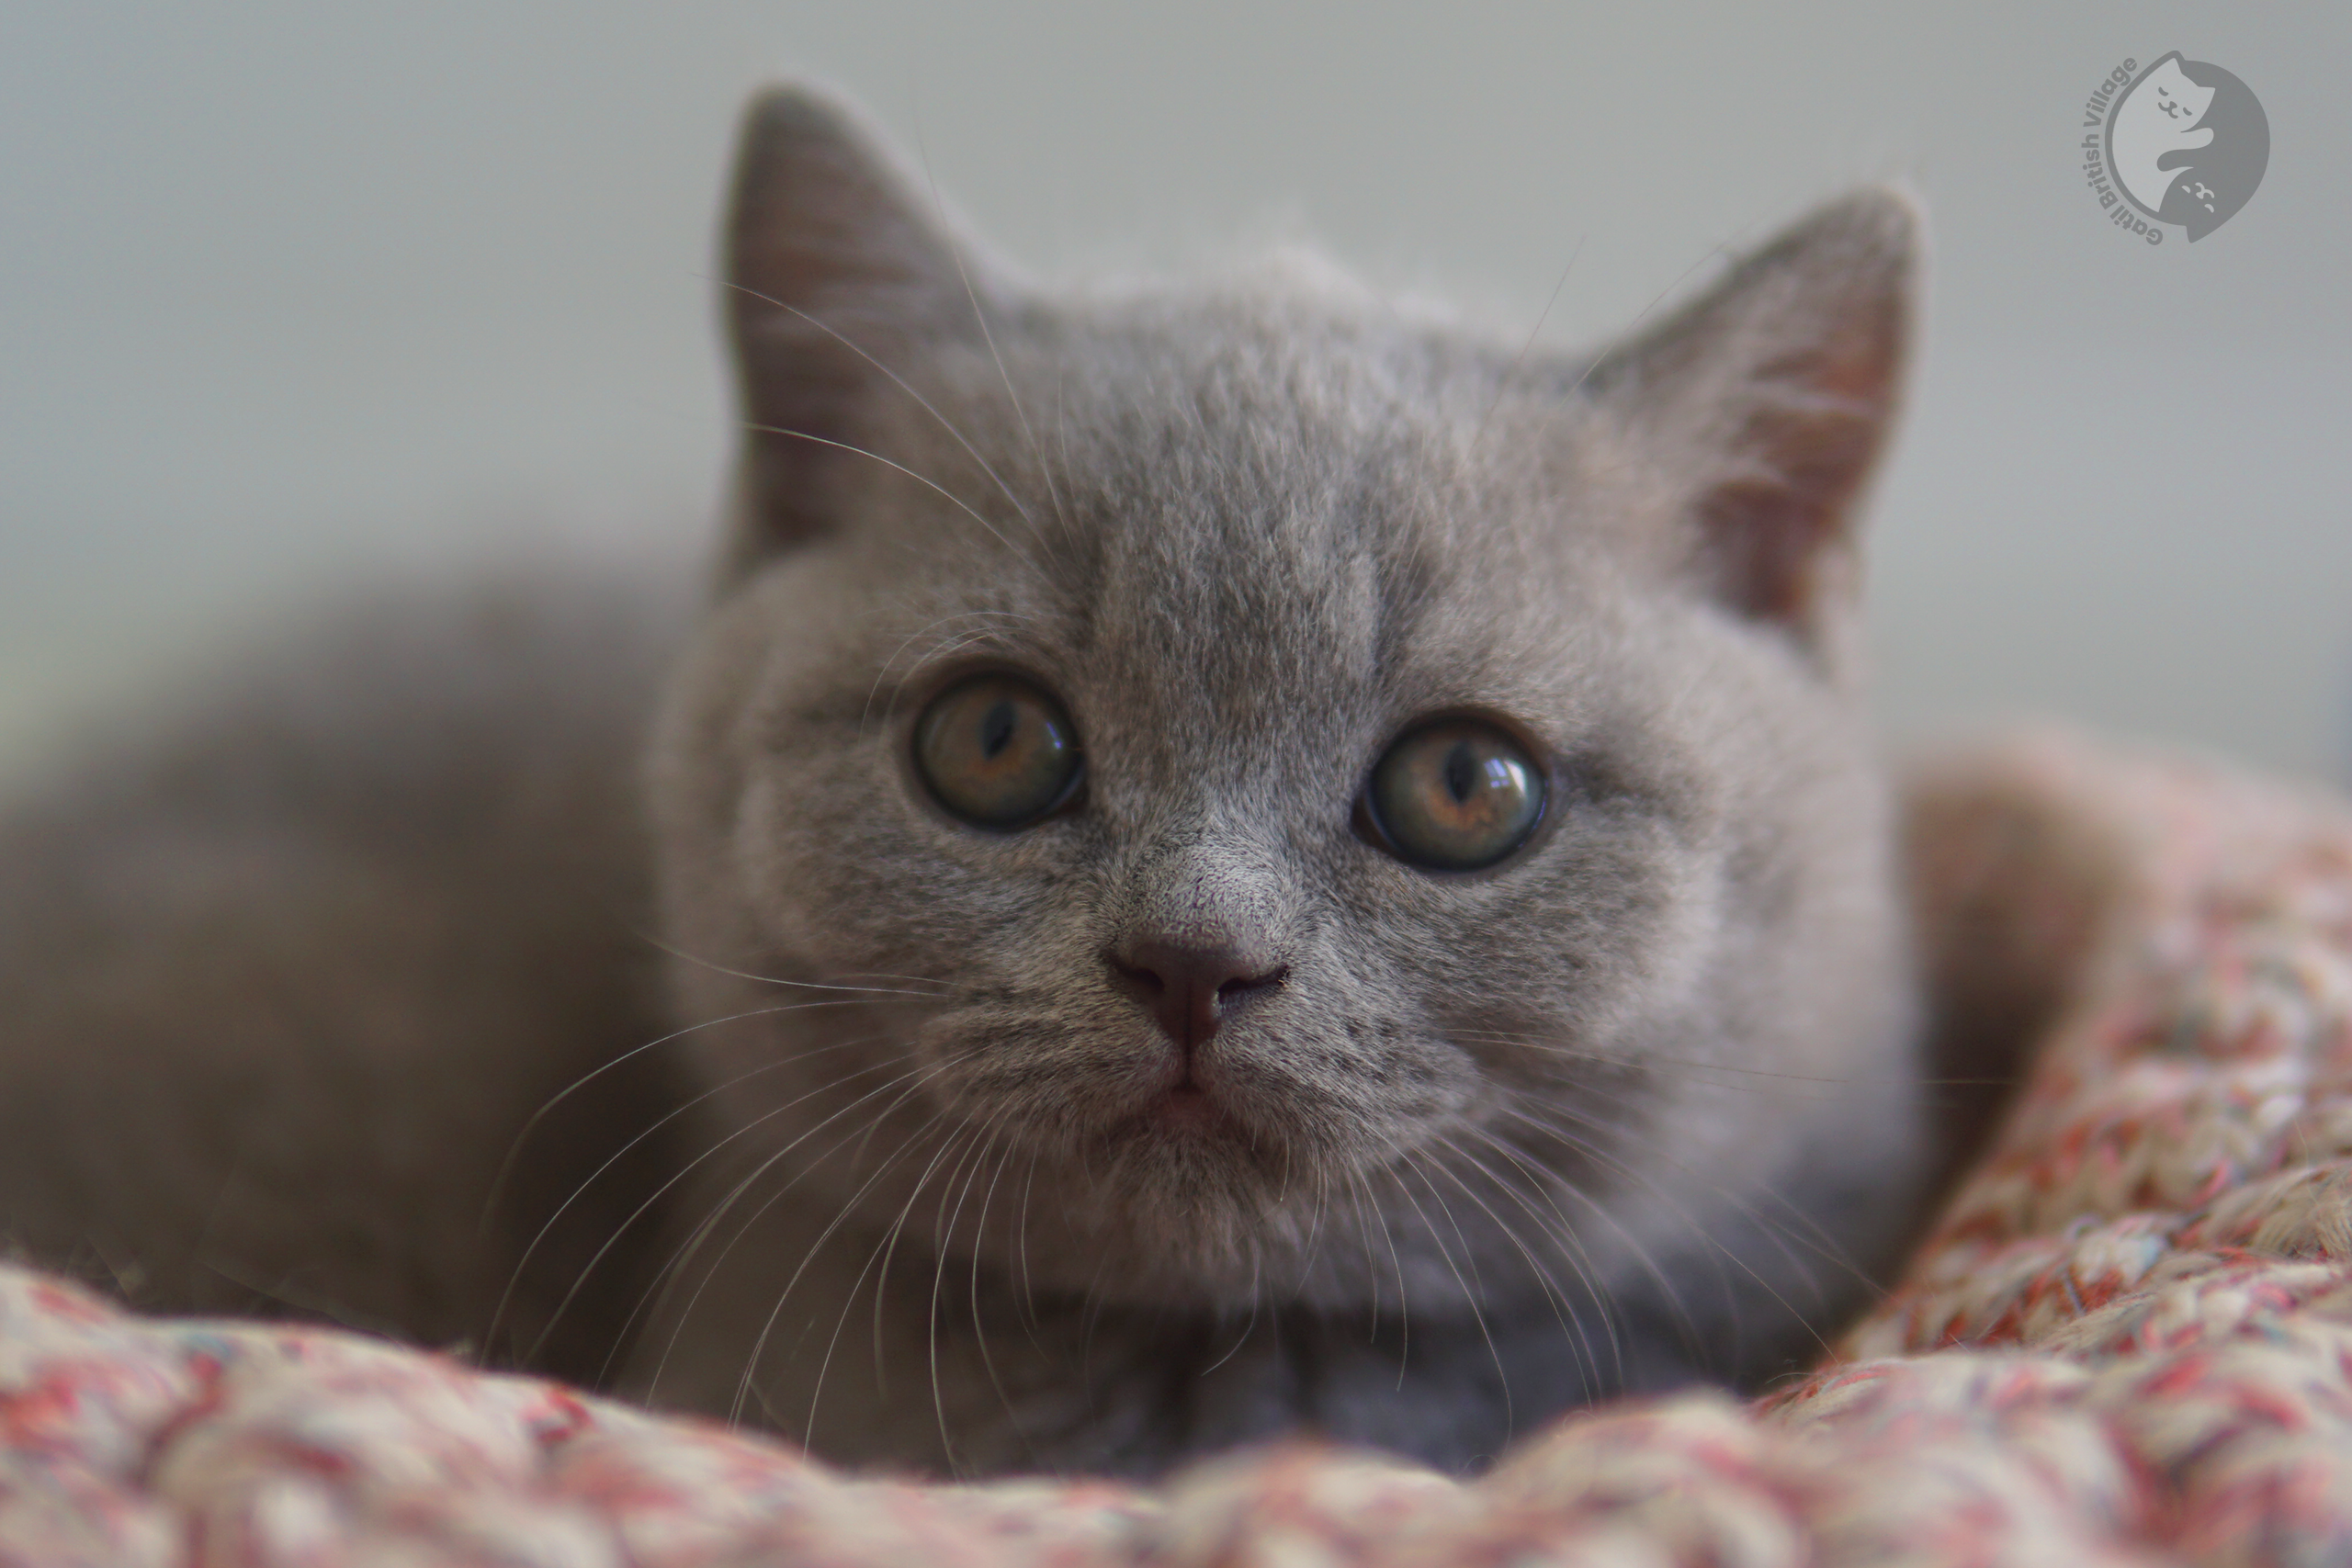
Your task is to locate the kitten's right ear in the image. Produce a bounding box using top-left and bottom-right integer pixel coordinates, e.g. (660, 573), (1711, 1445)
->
(1580, 189), (1918, 658)
(721, 85), (993, 564)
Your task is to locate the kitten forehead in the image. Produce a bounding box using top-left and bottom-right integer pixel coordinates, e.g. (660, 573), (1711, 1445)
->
(837, 286), (1610, 740)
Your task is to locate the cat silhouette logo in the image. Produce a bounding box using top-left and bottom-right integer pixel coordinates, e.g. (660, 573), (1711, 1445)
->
(2100, 53), (2269, 241)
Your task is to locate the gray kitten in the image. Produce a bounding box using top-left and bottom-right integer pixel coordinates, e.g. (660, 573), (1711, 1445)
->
(0, 85), (1928, 1481)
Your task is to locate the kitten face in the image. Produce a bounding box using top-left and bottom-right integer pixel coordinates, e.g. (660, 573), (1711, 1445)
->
(648, 90), (1922, 1333)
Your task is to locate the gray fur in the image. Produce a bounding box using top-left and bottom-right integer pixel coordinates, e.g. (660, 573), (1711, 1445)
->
(0, 568), (695, 1376)
(0, 84), (1930, 1480)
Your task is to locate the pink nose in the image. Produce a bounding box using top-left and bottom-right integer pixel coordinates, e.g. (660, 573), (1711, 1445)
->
(1107, 940), (1288, 1057)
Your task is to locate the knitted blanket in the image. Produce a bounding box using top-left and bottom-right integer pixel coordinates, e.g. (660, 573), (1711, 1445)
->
(7, 731), (2350, 1566)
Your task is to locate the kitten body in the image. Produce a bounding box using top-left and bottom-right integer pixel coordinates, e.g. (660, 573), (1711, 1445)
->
(0, 572), (693, 1374)
(0, 86), (1931, 1479)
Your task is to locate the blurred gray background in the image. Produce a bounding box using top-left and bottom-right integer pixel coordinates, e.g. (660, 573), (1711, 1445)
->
(5, 3), (2347, 783)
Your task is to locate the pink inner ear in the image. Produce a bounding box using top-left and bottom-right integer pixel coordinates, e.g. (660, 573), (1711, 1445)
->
(1697, 476), (1836, 626)
(1696, 312), (1902, 632)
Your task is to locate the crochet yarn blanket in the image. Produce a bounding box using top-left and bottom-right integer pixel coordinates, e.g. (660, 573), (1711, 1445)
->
(6, 731), (2351, 1567)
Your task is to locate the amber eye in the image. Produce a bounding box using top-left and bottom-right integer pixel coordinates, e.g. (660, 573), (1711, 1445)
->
(913, 673), (1083, 829)
(1365, 719), (1545, 872)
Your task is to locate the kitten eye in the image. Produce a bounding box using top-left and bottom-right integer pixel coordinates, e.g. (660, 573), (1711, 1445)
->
(913, 673), (1083, 829)
(1364, 720), (1545, 872)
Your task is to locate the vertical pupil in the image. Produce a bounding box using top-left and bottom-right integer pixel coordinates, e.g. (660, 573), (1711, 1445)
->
(1443, 741), (1478, 804)
(978, 700), (1019, 761)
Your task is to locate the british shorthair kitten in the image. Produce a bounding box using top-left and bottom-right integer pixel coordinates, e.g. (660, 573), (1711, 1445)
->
(0, 85), (1928, 1480)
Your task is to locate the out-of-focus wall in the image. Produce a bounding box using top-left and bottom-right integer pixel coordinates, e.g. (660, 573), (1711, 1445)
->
(5, 3), (2346, 780)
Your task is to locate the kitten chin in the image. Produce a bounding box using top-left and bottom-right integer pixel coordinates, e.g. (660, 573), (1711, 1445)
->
(616, 85), (1932, 1476)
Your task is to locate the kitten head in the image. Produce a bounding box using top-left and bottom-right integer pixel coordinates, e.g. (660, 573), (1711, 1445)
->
(649, 85), (1923, 1339)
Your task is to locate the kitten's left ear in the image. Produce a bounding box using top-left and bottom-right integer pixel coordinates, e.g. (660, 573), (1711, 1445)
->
(1584, 188), (1919, 651)
(719, 85), (1009, 569)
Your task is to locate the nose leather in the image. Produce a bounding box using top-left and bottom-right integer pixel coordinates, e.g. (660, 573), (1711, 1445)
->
(1108, 939), (1288, 1058)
